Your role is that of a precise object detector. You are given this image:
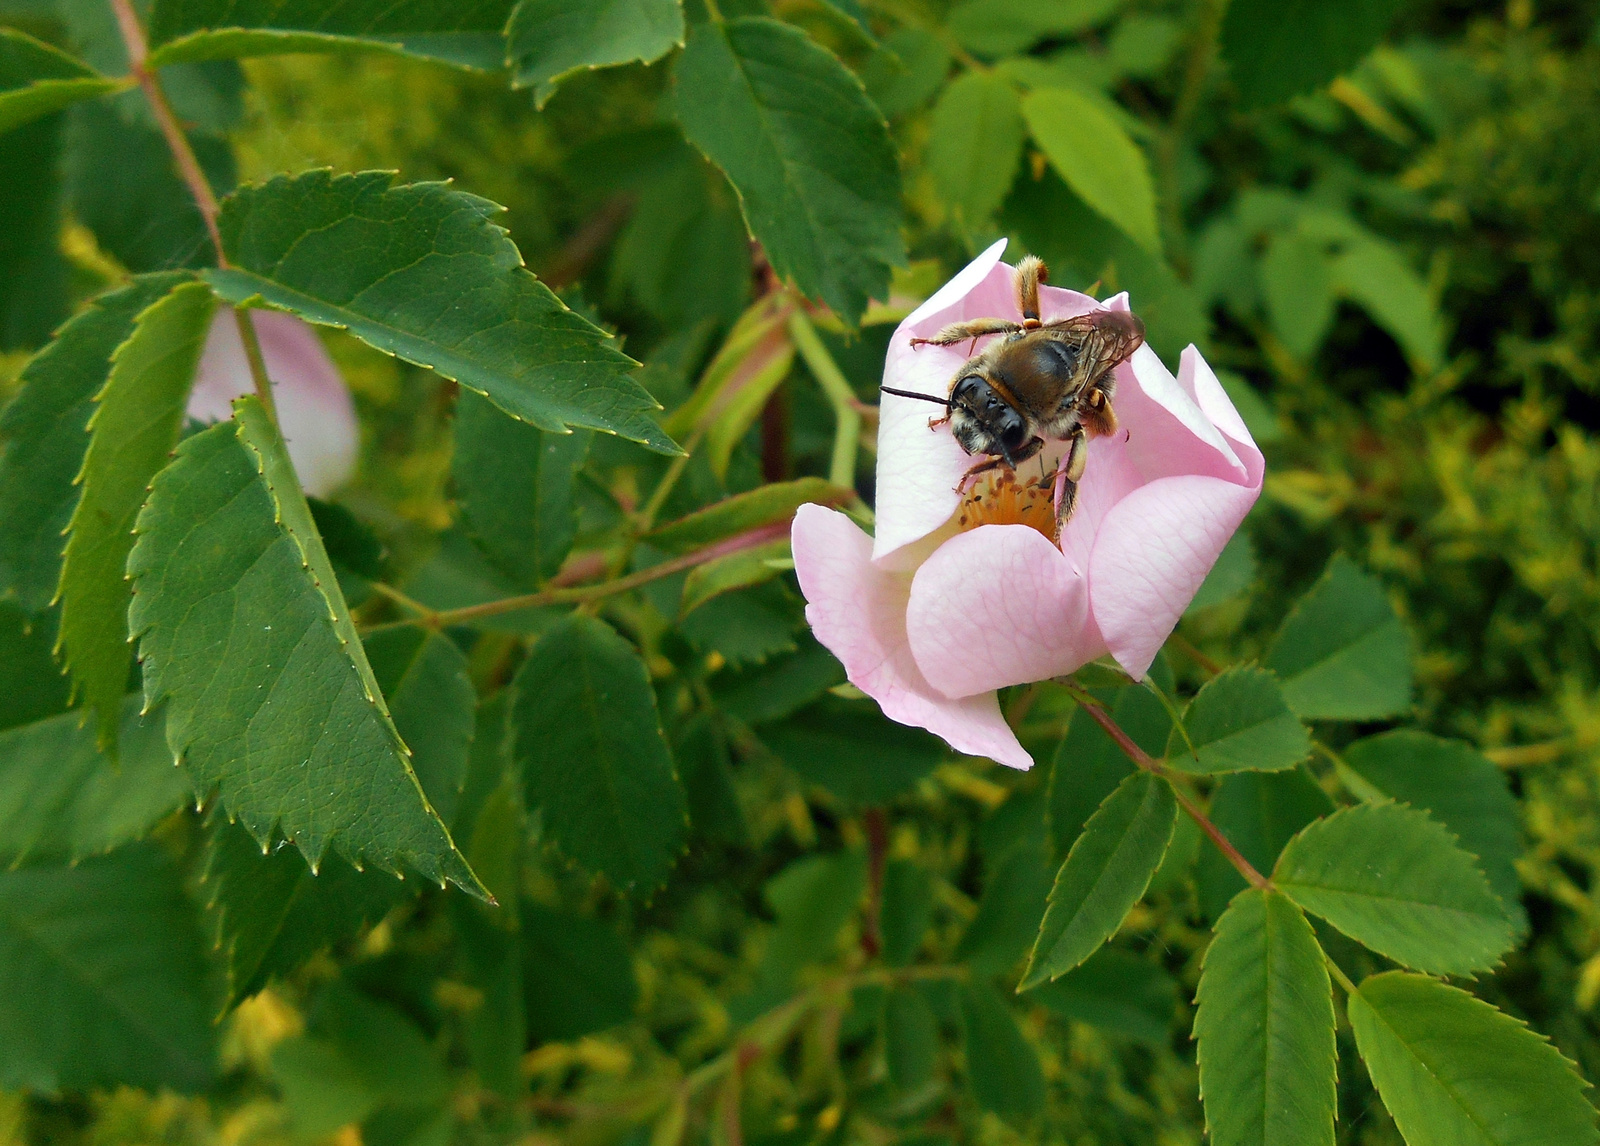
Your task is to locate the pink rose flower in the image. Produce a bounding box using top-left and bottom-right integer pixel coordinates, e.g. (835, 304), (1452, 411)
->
(188, 310), (358, 496)
(791, 240), (1264, 770)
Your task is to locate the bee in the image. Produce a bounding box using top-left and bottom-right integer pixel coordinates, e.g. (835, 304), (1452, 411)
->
(881, 256), (1145, 524)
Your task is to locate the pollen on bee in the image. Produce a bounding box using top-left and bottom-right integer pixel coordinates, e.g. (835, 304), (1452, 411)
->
(956, 471), (1059, 544)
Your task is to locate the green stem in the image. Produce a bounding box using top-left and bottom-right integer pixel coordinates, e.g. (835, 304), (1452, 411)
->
(1156, 0), (1231, 274)
(702, 0), (724, 22)
(232, 307), (278, 421)
(787, 309), (861, 489)
(636, 428), (704, 534)
(1325, 954), (1359, 996)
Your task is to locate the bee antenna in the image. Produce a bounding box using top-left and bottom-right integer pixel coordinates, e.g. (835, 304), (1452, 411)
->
(880, 385), (950, 407)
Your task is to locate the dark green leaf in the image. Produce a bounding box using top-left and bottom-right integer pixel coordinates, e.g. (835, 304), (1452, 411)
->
(680, 579), (800, 667)
(861, 27), (949, 118)
(308, 497), (385, 581)
(926, 71), (1025, 223)
(674, 713), (747, 845)
(1187, 530), (1257, 613)
(1221, 0), (1406, 109)
(711, 633), (844, 725)
(452, 902), (524, 1098)
(1030, 947), (1177, 1046)
(1194, 889), (1335, 1146)
(510, 613), (686, 893)
(0, 696), (186, 868)
(1198, 768), (1333, 923)
(0, 272), (190, 611)
(204, 171), (676, 453)
(364, 628), (475, 827)
(1021, 86), (1160, 253)
(129, 399), (482, 894)
(1264, 553), (1413, 720)
(1166, 666), (1311, 775)
(1348, 971), (1598, 1146)
(203, 818), (405, 1009)
(673, 17), (905, 324)
(1047, 682), (1170, 858)
(0, 601), (69, 731)
(1022, 771), (1177, 988)
(0, 27), (118, 135)
(59, 280), (214, 749)
(146, 0), (518, 69)
(1342, 730), (1524, 932)
(760, 851), (867, 983)
(763, 695), (944, 808)
(881, 859), (933, 967)
(885, 986), (939, 1093)
(520, 901), (638, 1042)
(956, 838), (1052, 974)
(0, 113), (70, 350)
(0, 845), (215, 1092)
(1274, 803), (1516, 976)
(647, 477), (848, 552)
(960, 981), (1045, 1124)
(506, 0), (684, 107)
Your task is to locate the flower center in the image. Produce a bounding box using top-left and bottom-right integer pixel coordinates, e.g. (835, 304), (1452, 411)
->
(956, 471), (1058, 544)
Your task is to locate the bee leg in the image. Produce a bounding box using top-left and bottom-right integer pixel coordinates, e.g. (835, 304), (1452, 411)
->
(1053, 430), (1089, 525)
(910, 317), (1023, 349)
(927, 413), (951, 429)
(955, 456), (1004, 493)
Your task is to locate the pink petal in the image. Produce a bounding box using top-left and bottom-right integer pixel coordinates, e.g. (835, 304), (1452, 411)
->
(791, 505), (1033, 770)
(1089, 473), (1261, 679)
(190, 310), (358, 496)
(1115, 345), (1247, 485)
(905, 524), (1104, 700)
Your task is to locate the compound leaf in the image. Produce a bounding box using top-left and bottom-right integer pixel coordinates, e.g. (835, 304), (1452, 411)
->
(674, 17), (904, 324)
(128, 397), (483, 895)
(1195, 889), (1335, 1146)
(1274, 803), (1515, 976)
(0, 28), (119, 135)
(509, 614), (687, 894)
(507, 0), (684, 107)
(58, 280), (214, 750)
(1198, 768), (1332, 922)
(203, 171), (677, 454)
(1022, 85), (1160, 254)
(1167, 665), (1310, 775)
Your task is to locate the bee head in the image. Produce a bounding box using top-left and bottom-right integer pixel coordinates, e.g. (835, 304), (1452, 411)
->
(950, 375), (1029, 462)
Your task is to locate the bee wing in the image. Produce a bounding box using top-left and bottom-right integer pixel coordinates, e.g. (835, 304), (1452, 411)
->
(1040, 310), (1145, 384)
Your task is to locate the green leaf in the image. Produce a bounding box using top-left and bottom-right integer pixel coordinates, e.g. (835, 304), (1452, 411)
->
(1195, 889), (1336, 1146)
(0, 845), (215, 1092)
(1047, 679), (1171, 856)
(364, 628), (476, 828)
(1022, 771), (1177, 988)
(673, 17), (905, 324)
(762, 695), (944, 809)
(0, 28), (119, 135)
(880, 859), (933, 967)
(509, 613), (687, 893)
(452, 902), (524, 1098)
(760, 851), (867, 984)
(1330, 237), (1447, 373)
(520, 901), (638, 1042)
(204, 171), (676, 454)
(1021, 86), (1161, 254)
(949, 0), (1120, 56)
(956, 838), (1052, 974)
(680, 538), (791, 616)
(453, 387), (589, 590)
(710, 633), (845, 725)
(647, 477), (848, 553)
(1221, 0), (1406, 109)
(1199, 768), (1333, 923)
(507, 0), (684, 107)
(1263, 554), (1413, 720)
(59, 280), (214, 749)
(203, 818), (405, 1009)
(861, 27), (950, 118)
(0, 696), (187, 868)
(1030, 947), (1177, 1046)
(960, 981), (1045, 1124)
(1167, 666), (1311, 775)
(1342, 730), (1524, 932)
(927, 71), (1025, 223)
(0, 114), (71, 350)
(128, 399), (482, 895)
(1348, 971), (1598, 1146)
(884, 986), (939, 1092)
(0, 601), (69, 732)
(145, 0), (518, 69)
(1274, 803), (1516, 976)
(674, 713), (747, 846)
(0, 272), (190, 611)
(1260, 231), (1334, 359)
(1188, 529), (1258, 613)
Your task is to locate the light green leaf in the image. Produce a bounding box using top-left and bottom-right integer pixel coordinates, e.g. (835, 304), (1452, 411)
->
(673, 17), (905, 324)
(146, 0), (518, 69)
(1264, 553), (1413, 720)
(1260, 231), (1334, 359)
(0, 273), (190, 612)
(681, 538), (791, 616)
(59, 280), (214, 750)
(647, 476), (849, 553)
(1167, 666), (1311, 775)
(927, 71), (1025, 223)
(128, 398), (482, 895)
(1342, 730), (1524, 932)
(364, 628), (476, 829)
(0, 696), (187, 869)
(1198, 768), (1333, 923)
(1195, 889), (1336, 1146)
(949, 0), (1120, 56)
(1348, 971), (1597, 1146)
(521, 901), (639, 1041)
(453, 388), (589, 589)
(204, 171), (677, 454)
(1030, 947), (1177, 1046)
(1222, 0), (1407, 109)
(861, 27), (950, 118)
(507, 0), (684, 107)
(0, 845), (215, 1092)
(1022, 86), (1161, 254)
(759, 850), (867, 984)
(1274, 803), (1516, 976)
(961, 980), (1045, 1124)
(1330, 237), (1446, 372)
(509, 613), (686, 893)
(1022, 771), (1177, 988)
(0, 28), (119, 135)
